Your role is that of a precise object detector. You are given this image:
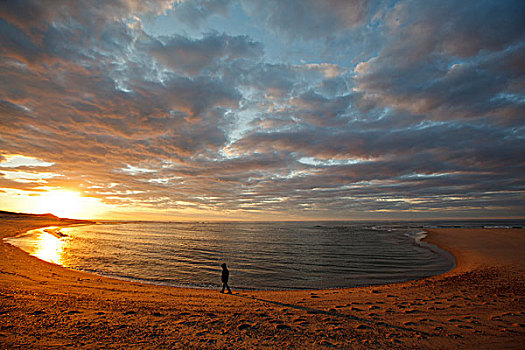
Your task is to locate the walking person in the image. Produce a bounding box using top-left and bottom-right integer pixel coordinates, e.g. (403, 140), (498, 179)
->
(220, 263), (232, 294)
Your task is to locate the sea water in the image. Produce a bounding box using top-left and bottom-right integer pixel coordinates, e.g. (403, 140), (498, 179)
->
(7, 220), (512, 290)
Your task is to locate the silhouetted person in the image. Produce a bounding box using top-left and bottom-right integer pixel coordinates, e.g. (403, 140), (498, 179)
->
(221, 263), (232, 294)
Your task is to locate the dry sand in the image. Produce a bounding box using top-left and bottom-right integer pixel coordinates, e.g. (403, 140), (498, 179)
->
(1, 213), (524, 349)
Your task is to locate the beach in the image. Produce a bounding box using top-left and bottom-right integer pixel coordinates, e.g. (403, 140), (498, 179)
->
(1, 214), (524, 349)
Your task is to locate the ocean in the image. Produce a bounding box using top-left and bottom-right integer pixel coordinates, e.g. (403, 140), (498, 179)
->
(5, 220), (523, 290)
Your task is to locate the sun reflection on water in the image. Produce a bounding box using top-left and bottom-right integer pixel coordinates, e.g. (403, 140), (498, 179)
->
(34, 231), (65, 265)
(8, 226), (71, 266)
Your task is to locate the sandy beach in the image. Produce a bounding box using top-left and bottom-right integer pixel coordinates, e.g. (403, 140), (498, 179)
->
(1, 213), (524, 349)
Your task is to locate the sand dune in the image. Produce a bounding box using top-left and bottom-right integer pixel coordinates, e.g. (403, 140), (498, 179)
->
(1, 213), (524, 349)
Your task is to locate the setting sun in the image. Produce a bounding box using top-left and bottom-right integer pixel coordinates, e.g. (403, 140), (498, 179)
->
(33, 190), (102, 219)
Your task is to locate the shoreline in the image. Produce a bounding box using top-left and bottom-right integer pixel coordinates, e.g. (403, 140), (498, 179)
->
(3, 221), (458, 292)
(1, 214), (524, 348)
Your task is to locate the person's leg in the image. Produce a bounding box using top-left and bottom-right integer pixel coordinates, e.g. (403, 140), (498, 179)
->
(226, 283), (232, 294)
(221, 283), (225, 293)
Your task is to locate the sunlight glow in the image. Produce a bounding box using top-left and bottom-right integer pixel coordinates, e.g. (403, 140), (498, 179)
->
(33, 189), (102, 219)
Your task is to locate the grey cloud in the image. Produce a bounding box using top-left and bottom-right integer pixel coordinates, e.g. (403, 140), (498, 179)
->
(230, 120), (524, 171)
(356, 47), (525, 123)
(0, 0), (174, 34)
(355, 0), (525, 124)
(386, 0), (525, 59)
(241, 0), (375, 40)
(170, 0), (232, 28)
(237, 62), (298, 98)
(289, 90), (352, 126)
(148, 33), (263, 75)
(0, 18), (43, 64)
(129, 74), (242, 119)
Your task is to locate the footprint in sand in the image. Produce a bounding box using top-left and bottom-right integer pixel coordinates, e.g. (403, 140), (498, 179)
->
(237, 323), (252, 331)
(275, 324), (292, 330)
(457, 325), (473, 329)
(386, 332), (401, 338)
(355, 324), (372, 330)
(403, 309), (421, 314)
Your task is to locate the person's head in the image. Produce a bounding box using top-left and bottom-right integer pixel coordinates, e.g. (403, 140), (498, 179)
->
(221, 263), (227, 269)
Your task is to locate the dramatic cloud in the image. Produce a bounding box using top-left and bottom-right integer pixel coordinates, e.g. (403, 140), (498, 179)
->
(0, 0), (523, 220)
(354, 0), (525, 123)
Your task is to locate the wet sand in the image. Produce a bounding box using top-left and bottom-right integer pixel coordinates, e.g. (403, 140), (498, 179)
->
(1, 213), (524, 349)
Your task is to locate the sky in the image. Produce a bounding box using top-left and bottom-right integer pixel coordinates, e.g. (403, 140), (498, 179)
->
(0, 0), (524, 221)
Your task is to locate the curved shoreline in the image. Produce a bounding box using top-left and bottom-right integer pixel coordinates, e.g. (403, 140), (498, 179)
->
(417, 231), (457, 274)
(4, 223), (456, 291)
(1, 215), (524, 349)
